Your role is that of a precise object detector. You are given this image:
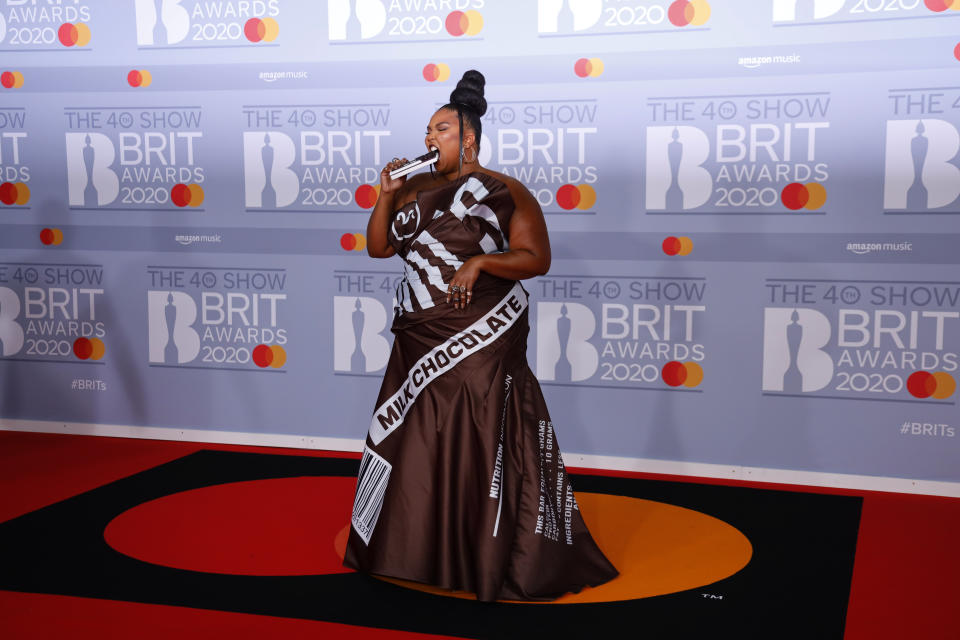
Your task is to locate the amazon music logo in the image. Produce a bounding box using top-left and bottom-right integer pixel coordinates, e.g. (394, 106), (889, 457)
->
(762, 278), (960, 402)
(63, 106), (206, 211)
(538, 0), (710, 36)
(328, 0), (484, 44)
(772, 0), (959, 25)
(883, 87), (960, 214)
(147, 266), (289, 371)
(477, 98), (599, 214)
(0, 1), (93, 51)
(0, 263), (107, 364)
(134, 0), (280, 48)
(645, 91), (832, 215)
(332, 271), (395, 375)
(241, 104), (391, 212)
(534, 275), (707, 391)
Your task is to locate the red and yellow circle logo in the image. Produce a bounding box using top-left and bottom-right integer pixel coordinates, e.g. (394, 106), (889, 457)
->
(445, 10), (483, 36)
(245, 17), (279, 42)
(662, 236), (693, 256)
(1, 71), (24, 89)
(907, 371), (956, 399)
(423, 63), (451, 82)
(954, 41), (960, 61)
(574, 58), (604, 78)
(340, 232), (367, 252)
(0, 182), (29, 205)
(40, 228), (64, 246)
(668, 0), (711, 26)
(556, 184), (596, 210)
(661, 361), (704, 388)
(925, 0), (960, 11)
(58, 22), (92, 47)
(252, 344), (286, 368)
(171, 183), (204, 207)
(781, 182), (827, 211)
(73, 337), (105, 361)
(355, 184), (380, 209)
(128, 69), (153, 88)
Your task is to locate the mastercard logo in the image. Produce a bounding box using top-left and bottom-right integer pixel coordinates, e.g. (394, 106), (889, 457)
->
(662, 236), (693, 256)
(574, 58), (604, 78)
(662, 361), (703, 388)
(925, 0), (960, 11)
(907, 371), (956, 399)
(355, 184), (380, 209)
(58, 22), (92, 47)
(74, 337), (105, 361)
(40, 228), (64, 246)
(128, 69), (153, 88)
(668, 0), (711, 26)
(252, 344), (286, 368)
(171, 183), (204, 208)
(423, 63), (451, 82)
(245, 17), (279, 42)
(954, 41), (960, 61)
(556, 184), (596, 210)
(445, 10), (483, 36)
(781, 182), (826, 211)
(341, 232), (367, 252)
(1, 71), (24, 89)
(0, 182), (29, 205)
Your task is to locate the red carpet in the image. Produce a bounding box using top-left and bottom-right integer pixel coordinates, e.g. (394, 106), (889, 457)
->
(0, 431), (958, 638)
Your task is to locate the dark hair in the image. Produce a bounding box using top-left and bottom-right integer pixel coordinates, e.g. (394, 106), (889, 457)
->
(440, 70), (486, 171)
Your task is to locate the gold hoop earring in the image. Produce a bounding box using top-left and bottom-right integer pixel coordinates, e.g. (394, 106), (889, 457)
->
(463, 146), (477, 163)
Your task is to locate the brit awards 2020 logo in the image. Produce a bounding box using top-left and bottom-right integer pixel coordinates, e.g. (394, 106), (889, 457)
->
(762, 278), (960, 402)
(883, 87), (960, 213)
(478, 98), (599, 214)
(0, 1), (93, 50)
(64, 106), (206, 211)
(538, 0), (710, 35)
(645, 91), (831, 214)
(147, 266), (289, 371)
(134, 0), (280, 47)
(328, 0), (485, 43)
(772, 0), (958, 24)
(534, 275), (707, 390)
(0, 263), (107, 364)
(242, 104), (390, 212)
(0, 106), (29, 209)
(332, 270), (394, 375)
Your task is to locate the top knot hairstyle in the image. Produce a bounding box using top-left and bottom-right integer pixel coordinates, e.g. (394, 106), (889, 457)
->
(441, 70), (487, 171)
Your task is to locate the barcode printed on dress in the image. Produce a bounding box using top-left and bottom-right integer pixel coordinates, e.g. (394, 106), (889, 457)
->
(351, 447), (392, 545)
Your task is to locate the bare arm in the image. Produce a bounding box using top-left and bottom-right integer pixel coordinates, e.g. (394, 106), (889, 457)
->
(366, 158), (423, 259)
(447, 180), (551, 307)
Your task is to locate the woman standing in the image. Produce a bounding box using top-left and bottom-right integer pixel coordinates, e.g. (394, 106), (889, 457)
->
(343, 70), (617, 602)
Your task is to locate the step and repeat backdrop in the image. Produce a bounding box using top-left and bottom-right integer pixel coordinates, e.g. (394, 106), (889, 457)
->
(1, 1), (959, 489)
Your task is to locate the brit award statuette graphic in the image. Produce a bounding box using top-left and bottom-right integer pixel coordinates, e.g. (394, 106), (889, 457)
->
(134, 0), (280, 47)
(147, 266), (289, 371)
(65, 106), (206, 211)
(535, 275), (707, 390)
(328, 0), (484, 43)
(645, 92), (831, 214)
(242, 104), (390, 212)
(762, 279), (959, 402)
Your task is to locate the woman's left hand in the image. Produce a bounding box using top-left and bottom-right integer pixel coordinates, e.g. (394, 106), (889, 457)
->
(446, 257), (482, 309)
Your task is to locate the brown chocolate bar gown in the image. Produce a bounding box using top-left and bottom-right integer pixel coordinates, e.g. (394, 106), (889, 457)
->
(343, 172), (618, 602)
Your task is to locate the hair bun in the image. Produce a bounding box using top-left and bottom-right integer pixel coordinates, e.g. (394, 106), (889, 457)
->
(449, 69), (487, 117)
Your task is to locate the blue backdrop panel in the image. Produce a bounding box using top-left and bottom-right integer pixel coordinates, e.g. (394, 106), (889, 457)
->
(1, 0), (959, 485)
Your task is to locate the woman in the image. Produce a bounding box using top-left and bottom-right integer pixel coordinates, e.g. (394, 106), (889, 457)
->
(343, 70), (617, 602)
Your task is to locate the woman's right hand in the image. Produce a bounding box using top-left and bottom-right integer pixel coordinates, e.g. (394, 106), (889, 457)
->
(380, 158), (409, 194)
